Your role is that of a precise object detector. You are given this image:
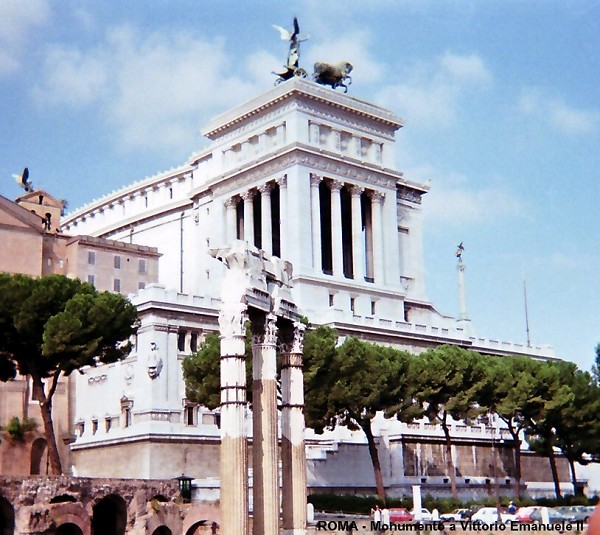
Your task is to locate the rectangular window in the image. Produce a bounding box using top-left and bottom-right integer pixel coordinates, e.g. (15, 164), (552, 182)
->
(329, 294), (334, 307)
(125, 408), (131, 427)
(178, 331), (186, 352)
(184, 406), (195, 426)
(88, 251), (95, 265)
(113, 279), (121, 292)
(371, 300), (376, 315)
(92, 419), (98, 435)
(139, 259), (146, 274)
(105, 418), (112, 433)
(114, 255), (121, 269)
(87, 275), (95, 286)
(190, 333), (198, 353)
(350, 298), (355, 313)
(138, 282), (145, 290)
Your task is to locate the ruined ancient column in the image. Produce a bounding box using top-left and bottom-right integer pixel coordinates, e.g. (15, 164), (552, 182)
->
(251, 312), (280, 535)
(280, 321), (307, 535)
(219, 302), (249, 535)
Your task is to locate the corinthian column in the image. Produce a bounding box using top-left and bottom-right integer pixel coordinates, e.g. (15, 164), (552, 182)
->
(350, 185), (365, 281)
(277, 176), (288, 258)
(224, 197), (238, 242)
(251, 313), (280, 535)
(370, 190), (385, 284)
(330, 180), (344, 278)
(281, 321), (307, 535)
(310, 174), (322, 271)
(219, 302), (249, 535)
(259, 183), (273, 255)
(242, 190), (255, 246)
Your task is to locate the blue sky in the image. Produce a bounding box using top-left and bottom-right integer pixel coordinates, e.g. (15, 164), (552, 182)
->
(1, 1), (599, 370)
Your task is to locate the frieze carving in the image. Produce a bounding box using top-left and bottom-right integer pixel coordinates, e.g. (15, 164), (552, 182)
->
(397, 186), (424, 205)
(204, 148), (412, 198)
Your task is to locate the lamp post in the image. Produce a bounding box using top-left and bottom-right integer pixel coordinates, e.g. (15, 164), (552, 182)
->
(176, 474), (193, 503)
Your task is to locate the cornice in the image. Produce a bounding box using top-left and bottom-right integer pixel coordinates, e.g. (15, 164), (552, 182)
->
(205, 144), (428, 197)
(203, 78), (403, 140)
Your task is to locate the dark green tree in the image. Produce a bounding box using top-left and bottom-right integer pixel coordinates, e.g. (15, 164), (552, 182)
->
(527, 361), (600, 496)
(523, 360), (574, 498)
(0, 273), (138, 474)
(307, 337), (414, 503)
(485, 355), (550, 499)
(408, 345), (489, 499)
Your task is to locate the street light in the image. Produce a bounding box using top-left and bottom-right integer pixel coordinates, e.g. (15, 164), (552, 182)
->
(175, 474), (193, 503)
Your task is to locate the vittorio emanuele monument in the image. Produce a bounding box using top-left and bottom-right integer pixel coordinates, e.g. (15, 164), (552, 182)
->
(60, 16), (560, 533)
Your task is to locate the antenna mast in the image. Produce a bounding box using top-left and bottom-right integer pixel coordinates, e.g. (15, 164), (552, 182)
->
(523, 280), (531, 347)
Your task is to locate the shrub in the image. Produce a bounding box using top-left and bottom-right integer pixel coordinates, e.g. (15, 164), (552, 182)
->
(4, 417), (38, 441)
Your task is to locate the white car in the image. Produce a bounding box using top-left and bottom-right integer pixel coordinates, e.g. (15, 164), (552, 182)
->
(411, 508), (434, 522)
(471, 507), (516, 524)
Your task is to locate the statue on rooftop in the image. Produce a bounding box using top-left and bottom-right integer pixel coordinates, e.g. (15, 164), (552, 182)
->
(272, 17), (308, 84)
(313, 61), (353, 93)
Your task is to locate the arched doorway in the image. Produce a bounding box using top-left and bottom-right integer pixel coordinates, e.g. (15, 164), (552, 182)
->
(91, 494), (126, 535)
(151, 527), (172, 535)
(185, 521), (218, 535)
(30, 437), (48, 475)
(0, 496), (15, 535)
(56, 523), (83, 535)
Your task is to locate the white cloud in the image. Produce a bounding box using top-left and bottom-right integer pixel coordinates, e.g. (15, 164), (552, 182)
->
(518, 87), (597, 135)
(33, 25), (269, 152)
(409, 164), (524, 227)
(375, 52), (492, 127)
(0, 0), (51, 74)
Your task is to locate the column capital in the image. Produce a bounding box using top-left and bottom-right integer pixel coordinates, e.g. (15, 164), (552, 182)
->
(329, 180), (344, 193)
(258, 182), (272, 195)
(280, 322), (306, 354)
(241, 190), (255, 202)
(310, 173), (323, 187)
(224, 196), (238, 209)
(350, 184), (364, 197)
(369, 190), (385, 203)
(252, 313), (278, 346)
(276, 175), (287, 188)
(218, 303), (248, 339)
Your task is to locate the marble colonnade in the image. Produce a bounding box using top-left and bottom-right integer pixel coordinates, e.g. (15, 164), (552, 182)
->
(223, 174), (387, 284)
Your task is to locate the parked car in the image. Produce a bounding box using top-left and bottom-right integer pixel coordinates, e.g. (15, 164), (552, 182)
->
(440, 508), (472, 521)
(556, 506), (594, 523)
(529, 508), (575, 525)
(471, 507), (515, 524)
(389, 508), (414, 522)
(411, 508), (433, 521)
(516, 506), (540, 523)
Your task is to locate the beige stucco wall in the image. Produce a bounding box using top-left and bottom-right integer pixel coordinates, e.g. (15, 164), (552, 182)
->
(72, 440), (222, 480)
